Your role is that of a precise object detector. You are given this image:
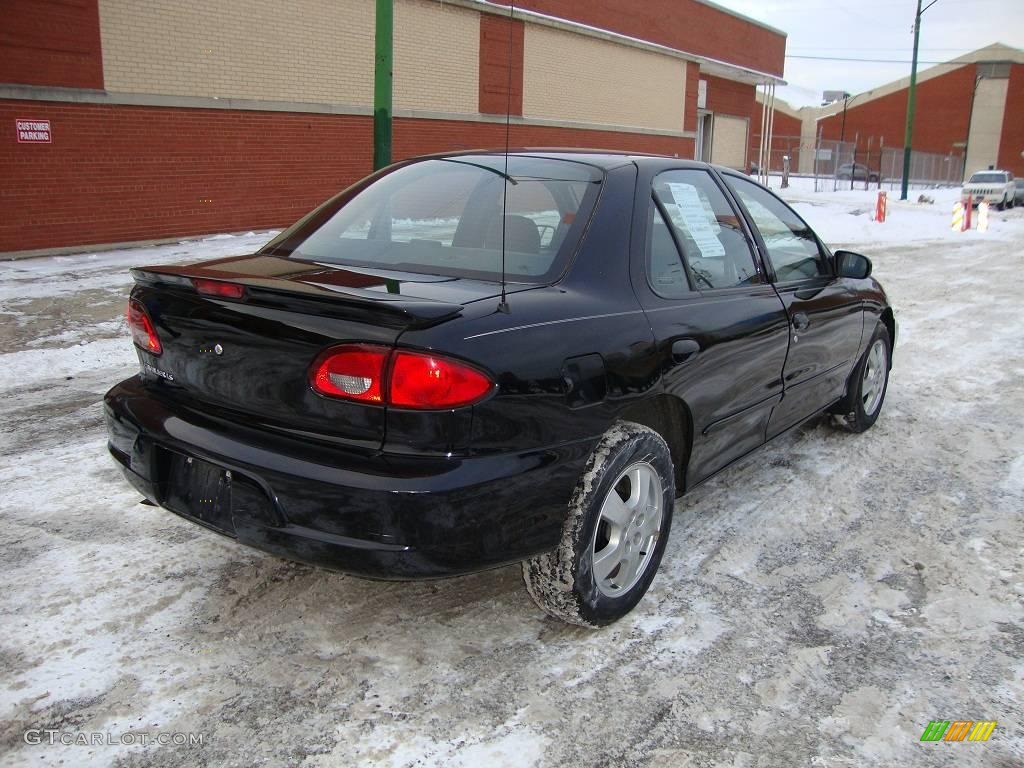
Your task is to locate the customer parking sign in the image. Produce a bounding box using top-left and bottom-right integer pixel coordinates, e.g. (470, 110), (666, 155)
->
(16, 119), (51, 143)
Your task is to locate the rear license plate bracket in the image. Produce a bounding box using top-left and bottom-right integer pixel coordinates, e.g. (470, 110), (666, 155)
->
(162, 452), (236, 536)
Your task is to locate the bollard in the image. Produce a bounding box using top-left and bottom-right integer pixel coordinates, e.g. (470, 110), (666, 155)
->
(875, 191), (887, 223)
(951, 201), (964, 232)
(964, 194), (972, 230)
(978, 201), (989, 232)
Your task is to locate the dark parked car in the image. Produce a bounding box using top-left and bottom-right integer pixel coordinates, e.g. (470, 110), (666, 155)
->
(837, 163), (880, 183)
(1014, 178), (1024, 207)
(105, 151), (895, 626)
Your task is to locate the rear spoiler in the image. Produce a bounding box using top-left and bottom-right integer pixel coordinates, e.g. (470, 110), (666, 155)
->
(130, 267), (464, 328)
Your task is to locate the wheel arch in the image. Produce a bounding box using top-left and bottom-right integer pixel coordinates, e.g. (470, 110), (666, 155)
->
(881, 306), (896, 358)
(617, 394), (692, 495)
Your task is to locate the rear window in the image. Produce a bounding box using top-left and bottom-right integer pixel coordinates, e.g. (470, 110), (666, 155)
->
(261, 155), (603, 284)
(969, 172), (1008, 184)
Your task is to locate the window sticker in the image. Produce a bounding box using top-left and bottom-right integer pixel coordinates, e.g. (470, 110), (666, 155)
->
(663, 182), (726, 258)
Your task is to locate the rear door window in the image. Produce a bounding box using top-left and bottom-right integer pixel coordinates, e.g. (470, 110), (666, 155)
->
(650, 170), (762, 291)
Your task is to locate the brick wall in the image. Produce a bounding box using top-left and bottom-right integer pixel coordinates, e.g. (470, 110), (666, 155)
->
(392, 117), (694, 160)
(684, 63), (699, 135)
(395, 0), (479, 113)
(702, 75), (755, 122)
(98, 0), (375, 105)
(997, 64), (1024, 176)
(0, 0), (103, 89)
(523, 24), (686, 131)
(1, 101), (372, 253)
(517, 0), (785, 77)
(479, 15), (524, 115)
(817, 65), (976, 154)
(2, 100), (694, 254)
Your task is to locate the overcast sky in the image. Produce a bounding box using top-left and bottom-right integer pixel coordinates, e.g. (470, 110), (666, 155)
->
(715, 0), (1024, 107)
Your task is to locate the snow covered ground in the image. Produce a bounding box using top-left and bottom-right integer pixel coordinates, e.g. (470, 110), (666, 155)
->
(1, 192), (1022, 768)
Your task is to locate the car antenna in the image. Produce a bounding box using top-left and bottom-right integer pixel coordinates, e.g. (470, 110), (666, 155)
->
(497, 0), (514, 314)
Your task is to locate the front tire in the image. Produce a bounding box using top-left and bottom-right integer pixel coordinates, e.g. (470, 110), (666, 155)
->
(523, 422), (675, 627)
(834, 323), (891, 433)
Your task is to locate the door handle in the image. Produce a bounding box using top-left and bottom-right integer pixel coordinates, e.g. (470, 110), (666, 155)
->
(794, 286), (824, 300)
(792, 312), (810, 331)
(671, 338), (701, 362)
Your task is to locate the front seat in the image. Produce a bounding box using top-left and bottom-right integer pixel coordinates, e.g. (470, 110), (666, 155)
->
(485, 215), (541, 254)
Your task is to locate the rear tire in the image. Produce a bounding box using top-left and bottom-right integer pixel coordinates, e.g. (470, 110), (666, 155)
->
(522, 422), (675, 627)
(833, 323), (891, 433)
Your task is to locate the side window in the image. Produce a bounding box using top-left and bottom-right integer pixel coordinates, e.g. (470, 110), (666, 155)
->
(647, 202), (691, 298)
(652, 170), (762, 290)
(725, 175), (830, 282)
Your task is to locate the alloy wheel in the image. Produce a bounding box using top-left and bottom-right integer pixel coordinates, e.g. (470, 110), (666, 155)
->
(591, 461), (664, 597)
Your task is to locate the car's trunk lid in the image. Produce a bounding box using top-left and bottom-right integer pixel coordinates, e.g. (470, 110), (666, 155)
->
(129, 254), (509, 451)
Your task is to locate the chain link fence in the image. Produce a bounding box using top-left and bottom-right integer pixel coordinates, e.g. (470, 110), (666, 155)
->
(750, 136), (965, 192)
(811, 139), (962, 192)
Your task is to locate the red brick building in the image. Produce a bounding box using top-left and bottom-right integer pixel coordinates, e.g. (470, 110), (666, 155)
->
(813, 44), (1024, 180)
(1, 0), (787, 255)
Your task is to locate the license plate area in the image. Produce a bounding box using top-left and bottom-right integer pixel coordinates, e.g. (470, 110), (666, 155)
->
(162, 451), (236, 536)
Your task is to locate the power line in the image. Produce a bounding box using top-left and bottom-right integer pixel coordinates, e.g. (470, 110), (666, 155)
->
(786, 54), (949, 63)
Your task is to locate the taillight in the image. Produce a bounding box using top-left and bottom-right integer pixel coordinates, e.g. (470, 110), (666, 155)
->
(127, 299), (162, 355)
(193, 278), (245, 299)
(390, 350), (493, 409)
(310, 345), (494, 409)
(310, 345), (388, 404)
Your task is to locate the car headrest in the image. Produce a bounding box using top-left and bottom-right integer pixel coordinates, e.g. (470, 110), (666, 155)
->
(487, 215), (541, 255)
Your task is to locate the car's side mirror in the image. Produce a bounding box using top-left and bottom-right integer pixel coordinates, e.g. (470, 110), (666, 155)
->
(835, 250), (872, 279)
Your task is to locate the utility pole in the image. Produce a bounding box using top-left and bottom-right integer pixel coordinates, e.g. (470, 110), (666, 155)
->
(373, 0), (393, 171)
(901, 0), (941, 200)
(839, 92), (854, 190)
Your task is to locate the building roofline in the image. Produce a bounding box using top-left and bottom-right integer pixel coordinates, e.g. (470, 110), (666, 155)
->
(805, 43), (1024, 120)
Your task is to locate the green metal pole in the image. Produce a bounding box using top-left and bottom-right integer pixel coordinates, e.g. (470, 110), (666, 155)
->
(900, 0), (922, 200)
(373, 0), (393, 171)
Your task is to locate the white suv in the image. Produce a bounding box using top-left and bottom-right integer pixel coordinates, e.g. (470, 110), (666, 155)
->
(962, 170), (1015, 210)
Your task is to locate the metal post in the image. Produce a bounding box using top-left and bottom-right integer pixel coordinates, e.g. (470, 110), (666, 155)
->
(901, 0), (924, 199)
(373, 0), (393, 171)
(770, 82), (774, 186)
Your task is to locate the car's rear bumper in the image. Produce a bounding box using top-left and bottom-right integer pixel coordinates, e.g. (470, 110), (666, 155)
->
(104, 376), (593, 579)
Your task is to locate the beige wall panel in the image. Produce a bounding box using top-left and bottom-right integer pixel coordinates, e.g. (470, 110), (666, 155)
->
(394, 0), (479, 113)
(964, 77), (1009, 179)
(711, 114), (747, 169)
(523, 25), (685, 132)
(99, 0), (374, 105)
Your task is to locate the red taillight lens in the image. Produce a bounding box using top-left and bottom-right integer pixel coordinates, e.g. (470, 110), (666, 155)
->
(310, 345), (388, 404)
(309, 346), (494, 409)
(390, 350), (493, 409)
(193, 278), (245, 299)
(127, 298), (162, 355)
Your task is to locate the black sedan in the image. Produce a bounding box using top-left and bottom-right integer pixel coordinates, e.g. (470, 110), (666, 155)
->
(105, 151), (895, 627)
